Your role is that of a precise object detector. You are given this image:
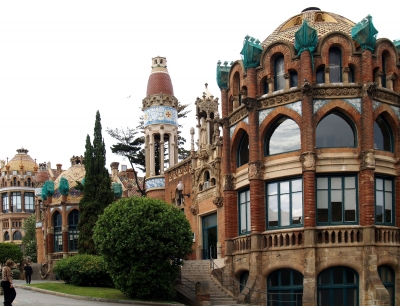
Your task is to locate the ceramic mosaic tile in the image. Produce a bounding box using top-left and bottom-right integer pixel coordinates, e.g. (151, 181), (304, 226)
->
(230, 124), (237, 138)
(314, 98), (361, 114)
(146, 177), (165, 189)
(373, 100), (381, 110)
(144, 106), (177, 127)
(258, 108), (275, 125)
(285, 101), (302, 116)
(390, 105), (400, 121)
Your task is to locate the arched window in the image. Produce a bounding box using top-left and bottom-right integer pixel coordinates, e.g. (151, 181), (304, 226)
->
(240, 271), (249, 292)
(265, 117), (300, 155)
(374, 115), (392, 151)
(316, 113), (356, 148)
(53, 211), (63, 252)
(237, 133), (249, 167)
(329, 47), (342, 83)
(274, 56), (285, 91)
(68, 210), (79, 252)
(267, 269), (303, 306)
(4, 232), (9, 241)
(27, 178), (31, 187)
(318, 267), (358, 306)
(13, 231), (22, 240)
(289, 71), (298, 88)
(378, 265), (394, 306)
(316, 67), (325, 84)
(13, 177), (16, 186)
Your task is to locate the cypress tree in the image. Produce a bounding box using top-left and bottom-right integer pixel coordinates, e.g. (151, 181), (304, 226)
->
(78, 111), (114, 254)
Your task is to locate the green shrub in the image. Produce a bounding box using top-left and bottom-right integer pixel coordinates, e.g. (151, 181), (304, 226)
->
(93, 197), (193, 301)
(54, 254), (112, 287)
(11, 268), (20, 280)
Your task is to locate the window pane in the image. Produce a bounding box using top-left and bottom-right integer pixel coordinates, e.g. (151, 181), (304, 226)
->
(333, 289), (344, 305)
(316, 68), (325, 84)
(247, 201), (251, 232)
(346, 288), (357, 306)
(270, 273), (279, 286)
(385, 192), (392, 223)
(374, 116), (392, 151)
(317, 190), (328, 208)
(385, 179), (392, 192)
(319, 289), (330, 305)
(292, 192), (302, 224)
(280, 181), (289, 194)
(293, 272), (303, 285)
(316, 113), (355, 148)
(346, 269), (356, 284)
(345, 189), (356, 222)
(268, 195), (278, 227)
(319, 270), (330, 285)
(345, 177), (355, 189)
(376, 178), (383, 190)
(268, 183), (278, 195)
(317, 177), (328, 189)
(331, 177), (342, 189)
(268, 119), (300, 155)
(280, 194), (290, 226)
(240, 203), (247, 232)
(281, 270), (291, 286)
(333, 268), (343, 284)
(292, 179), (302, 192)
(331, 201), (342, 222)
(376, 190), (383, 223)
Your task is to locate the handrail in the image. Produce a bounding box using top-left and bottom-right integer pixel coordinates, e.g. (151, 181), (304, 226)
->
(178, 274), (196, 294)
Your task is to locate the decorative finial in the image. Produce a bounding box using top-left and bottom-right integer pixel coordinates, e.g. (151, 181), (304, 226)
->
(205, 83), (208, 88)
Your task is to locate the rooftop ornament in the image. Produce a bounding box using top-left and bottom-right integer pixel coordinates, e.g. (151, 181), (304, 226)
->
(112, 182), (123, 199)
(240, 35), (263, 70)
(216, 60), (232, 90)
(59, 177), (70, 196)
(351, 15), (378, 52)
(294, 20), (318, 71)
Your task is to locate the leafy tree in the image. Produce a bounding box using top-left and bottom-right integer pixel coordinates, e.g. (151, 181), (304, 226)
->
(0, 243), (23, 266)
(22, 214), (37, 262)
(93, 197), (193, 300)
(78, 111), (114, 255)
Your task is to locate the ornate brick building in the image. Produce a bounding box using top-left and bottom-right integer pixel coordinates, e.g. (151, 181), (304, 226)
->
(148, 7), (400, 306)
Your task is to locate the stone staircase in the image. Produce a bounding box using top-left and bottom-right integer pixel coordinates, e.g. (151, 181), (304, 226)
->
(177, 260), (238, 306)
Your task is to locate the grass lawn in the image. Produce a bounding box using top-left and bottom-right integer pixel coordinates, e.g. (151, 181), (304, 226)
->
(28, 283), (132, 300)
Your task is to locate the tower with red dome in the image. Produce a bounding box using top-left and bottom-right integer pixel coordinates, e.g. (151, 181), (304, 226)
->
(142, 56), (179, 199)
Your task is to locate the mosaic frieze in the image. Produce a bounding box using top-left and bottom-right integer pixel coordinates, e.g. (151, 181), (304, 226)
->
(313, 98), (361, 114)
(146, 177), (165, 189)
(144, 106), (177, 127)
(229, 116), (248, 138)
(229, 107), (248, 126)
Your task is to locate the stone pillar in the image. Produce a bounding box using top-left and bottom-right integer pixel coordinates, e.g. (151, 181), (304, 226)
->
(8, 218), (12, 242)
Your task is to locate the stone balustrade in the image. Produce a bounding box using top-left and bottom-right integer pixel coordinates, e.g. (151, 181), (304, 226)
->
(375, 226), (400, 245)
(263, 229), (304, 250)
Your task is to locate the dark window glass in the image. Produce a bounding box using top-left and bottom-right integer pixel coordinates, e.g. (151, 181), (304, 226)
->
(316, 67), (325, 84)
(268, 269), (303, 306)
(68, 210), (80, 252)
(263, 79), (269, 95)
(266, 117), (300, 155)
(24, 192), (35, 213)
(290, 71), (298, 87)
(13, 231), (22, 240)
(316, 113), (355, 148)
(2, 194), (9, 213)
(4, 232), (9, 241)
(11, 192), (22, 212)
(53, 211), (63, 252)
(318, 267), (358, 306)
(374, 116), (392, 151)
(329, 48), (342, 83)
(275, 56), (285, 91)
(237, 133), (249, 167)
(375, 178), (393, 225)
(382, 55), (387, 88)
(317, 176), (357, 225)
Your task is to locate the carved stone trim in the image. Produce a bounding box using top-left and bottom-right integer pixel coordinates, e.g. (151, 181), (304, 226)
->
(313, 86), (362, 98)
(189, 203), (199, 215)
(228, 107), (248, 126)
(259, 89), (302, 109)
(363, 82), (378, 97)
(360, 149), (375, 170)
(243, 98), (260, 111)
(300, 151), (316, 171)
(224, 174), (235, 191)
(142, 93), (178, 110)
(374, 88), (400, 105)
(213, 197), (224, 208)
(248, 161), (263, 180)
(301, 82), (313, 96)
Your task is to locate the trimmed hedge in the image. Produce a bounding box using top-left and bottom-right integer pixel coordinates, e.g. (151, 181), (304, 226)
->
(54, 254), (113, 287)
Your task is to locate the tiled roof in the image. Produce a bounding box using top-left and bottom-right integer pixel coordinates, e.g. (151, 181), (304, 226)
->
(146, 72), (174, 96)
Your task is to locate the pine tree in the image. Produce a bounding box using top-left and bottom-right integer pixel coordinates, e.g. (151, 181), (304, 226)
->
(78, 111), (114, 254)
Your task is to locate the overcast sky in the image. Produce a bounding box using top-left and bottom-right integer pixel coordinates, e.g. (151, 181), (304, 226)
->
(0, 1), (398, 173)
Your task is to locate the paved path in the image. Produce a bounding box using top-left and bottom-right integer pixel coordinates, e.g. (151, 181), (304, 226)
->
(10, 280), (180, 306)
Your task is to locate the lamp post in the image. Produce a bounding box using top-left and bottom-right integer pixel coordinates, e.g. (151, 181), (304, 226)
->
(176, 181), (190, 206)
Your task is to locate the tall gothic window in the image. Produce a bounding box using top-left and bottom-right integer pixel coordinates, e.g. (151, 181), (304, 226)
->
(275, 56), (285, 91)
(329, 47), (342, 83)
(316, 113), (356, 148)
(265, 117), (300, 155)
(53, 211), (63, 252)
(237, 133), (249, 167)
(68, 210), (80, 252)
(374, 115), (392, 151)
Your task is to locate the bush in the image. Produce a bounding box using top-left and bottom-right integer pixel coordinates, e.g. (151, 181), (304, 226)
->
(11, 268), (20, 280)
(53, 254), (113, 287)
(93, 197), (193, 301)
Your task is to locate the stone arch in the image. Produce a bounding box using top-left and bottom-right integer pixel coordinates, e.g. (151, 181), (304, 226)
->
(315, 260), (363, 277)
(234, 265), (250, 278)
(375, 38), (400, 67)
(316, 31), (356, 64)
(262, 262), (304, 278)
(231, 124), (250, 170)
(262, 42), (295, 77)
